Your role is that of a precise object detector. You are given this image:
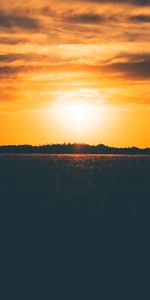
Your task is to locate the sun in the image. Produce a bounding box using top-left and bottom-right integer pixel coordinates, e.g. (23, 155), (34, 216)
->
(50, 100), (96, 137)
(65, 102), (91, 125)
(41, 87), (116, 144)
(42, 88), (106, 141)
(59, 101), (95, 133)
(51, 88), (100, 132)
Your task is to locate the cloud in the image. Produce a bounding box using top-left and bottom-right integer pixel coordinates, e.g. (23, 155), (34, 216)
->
(0, 66), (21, 78)
(82, 0), (150, 5)
(105, 53), (150, 64)
(0, 64), (33, 79)
(41, 6), (55, 17)
(0, 10), (40, 30)
(55, 53), (150, 80)
(0, 51), (149, 81)
(0, 53), (43, 63)
(0, 54), (25, 63)
(0, 52), (74, 65)
(65, 13), (105, 24)
(0, 37), (28, 45)
(100, 54), (150, 79)
(129, 14), (150, 22)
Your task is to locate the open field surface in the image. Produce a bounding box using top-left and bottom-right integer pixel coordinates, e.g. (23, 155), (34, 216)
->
(0, 155), (150, 299)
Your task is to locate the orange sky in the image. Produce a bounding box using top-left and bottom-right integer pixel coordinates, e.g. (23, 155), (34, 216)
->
(0, 0), (150, 147)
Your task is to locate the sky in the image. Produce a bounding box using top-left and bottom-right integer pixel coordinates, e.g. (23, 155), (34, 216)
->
(0, 0), (150, 147)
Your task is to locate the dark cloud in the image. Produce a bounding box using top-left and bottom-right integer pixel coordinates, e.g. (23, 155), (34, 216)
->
(0, 10), (40, 30)
(106, 53), (150, 64)
(82, 0), (150, 5)
(0, 37), (27, 45)
(0, 66), (21, 78)
(65, 53), (150, 80)
(101, 55), (150, 79)
(41, 6), (55, 17)
(66, 13), (105, 24)
(0, 53), (63, 64)
(0, 64), (36, 79)
(129, 14), (150, 22)
(0, 54), (25, 63)
(0, 51), (149, 81)
(0, 64), (41, 80)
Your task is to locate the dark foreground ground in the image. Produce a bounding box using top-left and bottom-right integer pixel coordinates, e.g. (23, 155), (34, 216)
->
(0, 154), (150, 300)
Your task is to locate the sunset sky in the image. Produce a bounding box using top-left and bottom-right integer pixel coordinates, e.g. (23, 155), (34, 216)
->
(0, 0), (150, 147)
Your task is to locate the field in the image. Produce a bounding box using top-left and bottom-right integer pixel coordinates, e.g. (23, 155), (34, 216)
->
(0, 154), (150, 299)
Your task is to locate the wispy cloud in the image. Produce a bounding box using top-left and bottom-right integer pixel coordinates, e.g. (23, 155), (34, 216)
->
(0, 9), (40, 30)
(65, 12), (105, 24)
(81, 0), (150, 5)
(129, 14), (150, 22)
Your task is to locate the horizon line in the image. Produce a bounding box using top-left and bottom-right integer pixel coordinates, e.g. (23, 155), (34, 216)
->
(0, 143), (150, 150)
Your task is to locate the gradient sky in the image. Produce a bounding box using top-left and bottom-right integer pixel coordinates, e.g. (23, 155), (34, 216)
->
(0, 0), (150, 147)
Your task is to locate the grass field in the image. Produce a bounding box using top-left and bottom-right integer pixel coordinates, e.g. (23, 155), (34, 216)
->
(0, 154), (150, 299)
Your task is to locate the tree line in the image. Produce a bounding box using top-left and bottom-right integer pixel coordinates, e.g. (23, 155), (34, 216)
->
(0, 143), (150, 154)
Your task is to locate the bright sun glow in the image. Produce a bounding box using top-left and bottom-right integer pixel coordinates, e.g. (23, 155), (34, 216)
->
(64, 102), (91, 125)
(52, 101), (97, 134)
(50, 88), (102, 133)
(41, 88), (112, 142)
